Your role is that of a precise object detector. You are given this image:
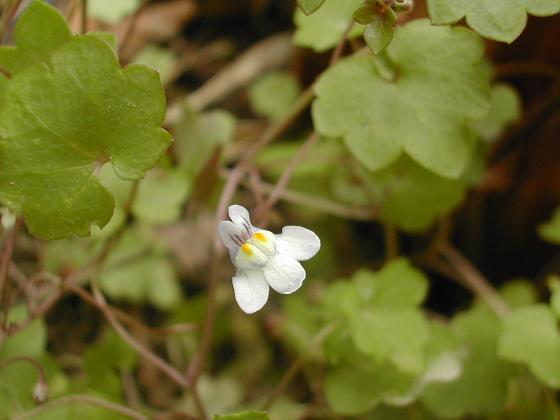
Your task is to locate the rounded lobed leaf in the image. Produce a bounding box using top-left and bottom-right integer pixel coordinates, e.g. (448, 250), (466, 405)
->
(312, 19), (490, 179)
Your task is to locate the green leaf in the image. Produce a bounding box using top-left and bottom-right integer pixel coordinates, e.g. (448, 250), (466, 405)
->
(351, 308), (430, 373)
(498, 304), (560, 388)
(364, 13), (395, 54)
(174, 109), (236, 176)
(353, 4), (377, 25)
(214, 411), (269, 420)
(0, 306), (46, 360)
(366, 158), (466, 232)
(133, 45), (177, 85)
(422, 306), (514, 418)
(312, 19), (490, 178)
(325, 362), (417, 415)
(132, 168), (191, 225)
(427, 0), (560, 43)
(539, 206), (560, 244)
(297, 0), (326, 15)
(0, 1), (71, 74)
(0, 9), (171, 239)
(99, 226), (181, 310)
(83, 330), (138, 399)
(293, 0), (364, 52)
(328, 261), (431, 374)
(471, 83), (521, 142)
(363, 259), (429, 308)
(89, 0), (141, 24)
(248, 72), (300, 120)
(500, 279), (536, 308)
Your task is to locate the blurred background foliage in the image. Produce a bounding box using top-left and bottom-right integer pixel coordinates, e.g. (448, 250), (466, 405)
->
(1, 0), (560, 419)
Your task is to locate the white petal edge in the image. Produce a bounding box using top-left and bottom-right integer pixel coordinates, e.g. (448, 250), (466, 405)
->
(218, 221), (243, 262)
(276, 226), (321, 261)
(232, 269), (270, 314)
(263, 253), (306, 294)
(228, 205), (253, 233)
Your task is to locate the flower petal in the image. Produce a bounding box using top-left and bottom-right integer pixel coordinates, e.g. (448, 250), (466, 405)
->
(232, 269), (270, 314)
(228, 204), (254, 236)
(263, 254), (306, 294)
(218, 221), (244, 262)
(276, 226), (321, 261)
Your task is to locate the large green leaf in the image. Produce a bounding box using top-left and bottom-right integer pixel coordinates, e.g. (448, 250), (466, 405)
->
(498, 304), (560, 388)
(313, 19), (490, 178)
(428, 0), (560, 43)
(422, 306), (514, 418)
(0, 2), (171, 239)
(293, 0), (364, 52)
(325, 260), (431, 374)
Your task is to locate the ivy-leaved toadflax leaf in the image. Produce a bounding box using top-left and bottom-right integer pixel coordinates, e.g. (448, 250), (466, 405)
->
(312, 19), (490, 179)
(0, 3), (172, 239)
(428, 0), (560, 43)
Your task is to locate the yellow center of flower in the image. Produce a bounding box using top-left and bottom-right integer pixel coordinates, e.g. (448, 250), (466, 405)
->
(241, 243), (253, 255)
(253, 232), (267, 242)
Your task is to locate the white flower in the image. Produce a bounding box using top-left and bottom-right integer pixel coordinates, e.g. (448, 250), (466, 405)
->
(218, 204), (320, 314)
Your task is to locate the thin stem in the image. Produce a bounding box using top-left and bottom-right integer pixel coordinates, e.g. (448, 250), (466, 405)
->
(0, 355), (46, 386)
(13, 394), (148, 420)
(90, 277), (189, 389)
(329, 21), (355, 66)
(229, 170), (377, 221)
(80, 0), (87, 34)
(0, 0), (18, 42)
(255, 21), (354, 226)
(438, 242), (509, 317)
(257, 132), (320, 225)
(261, 322), (338, 410)
(65, 282), (196, 337)
(119, 0), (149, 62)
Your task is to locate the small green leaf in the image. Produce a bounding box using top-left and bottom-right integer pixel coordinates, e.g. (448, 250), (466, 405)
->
(89, 0), (141, 24)
(214, 411), (269, 420)
(312, 19), (490, 178)
(175, 109), (236, 176)
(351, 308), (430, 373)
(0, 1), (71, 74)
(99, 226), (181, 310)
(297, 0), (326, 15)
(83, 330), (138, 399)
(248, 72), (300, 120)
(353, 4), (376, 24)
(498, 304), (560, 388)
(132, 168), (191, 225)
(0, 306), (46, 360)
(539, 207), (560, 244)
(422, 306), (514, 418)
(366, 158), (466, 232)
(134, 45), (177, 85)
(364, 13), (395, 54)
(428, 0), (560, 43)
(0, 7), (171, 239)
(294, 0), (364, 52)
